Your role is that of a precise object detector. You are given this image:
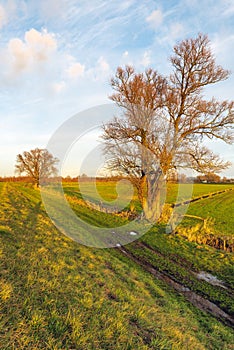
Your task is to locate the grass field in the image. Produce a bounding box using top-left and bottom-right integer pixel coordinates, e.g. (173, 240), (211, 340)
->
(179, 190), (234, 236)
(62, 181), (234, 235)
(62, 180), (233, 205)
(165, 183), (233, 204)
(0, 182), (234, 349)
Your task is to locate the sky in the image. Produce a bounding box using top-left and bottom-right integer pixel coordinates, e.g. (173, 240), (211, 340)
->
(0, 0), (233, 177)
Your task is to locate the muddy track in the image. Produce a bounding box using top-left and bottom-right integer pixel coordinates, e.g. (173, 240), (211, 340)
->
(137, 240), (197, 272)
(137, 241), (234, 293)
(116, 245), (234, 328)
(140, 240), (234, 296)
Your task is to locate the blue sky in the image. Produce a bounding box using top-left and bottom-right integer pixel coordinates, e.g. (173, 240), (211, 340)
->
(0, 0), (233, 177)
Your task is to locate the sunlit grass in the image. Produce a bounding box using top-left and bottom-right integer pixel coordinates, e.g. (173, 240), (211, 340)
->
(166, 183), (233, 204)
(62, 180), (233, 207)
(141, 227), (234, 288)
(180, 191), (234, 236)
(0, 182), (233, 349)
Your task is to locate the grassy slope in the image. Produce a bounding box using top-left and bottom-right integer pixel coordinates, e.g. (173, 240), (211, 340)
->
(0, 183), (234, 349)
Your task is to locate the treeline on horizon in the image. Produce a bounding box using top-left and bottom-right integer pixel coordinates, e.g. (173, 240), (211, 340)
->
(1, 174), (234, 184)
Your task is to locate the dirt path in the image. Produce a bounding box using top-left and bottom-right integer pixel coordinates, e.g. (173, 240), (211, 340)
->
(116, 244), (234, 328)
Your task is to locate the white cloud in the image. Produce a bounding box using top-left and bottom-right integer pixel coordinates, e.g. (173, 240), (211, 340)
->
(211, 33), (234, 56)
(210, 33), (234, 73)
(86, 56), (111, 82)
(141, 51), (151, 67)
(97, 56), (110, 73)
(66, 61), (85, 79)
(0, 4), (7, 29)
(170, 22), (184, 40)
(25, 28), (57, 57)
(158, 22), (185, 46)
(52, 81), (66, 94)
(7, 28), (57, 74)
(8, 38), (32, 72)
(146, 9), (163, 29)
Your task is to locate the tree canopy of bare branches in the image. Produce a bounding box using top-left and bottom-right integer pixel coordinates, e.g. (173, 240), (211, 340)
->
(102, 34), (234, 221)
(15, 148), (58, 187)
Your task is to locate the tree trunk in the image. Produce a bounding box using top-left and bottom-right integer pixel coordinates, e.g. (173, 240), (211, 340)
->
(34, 180), (39, 189)
(139, 170), (164, 222)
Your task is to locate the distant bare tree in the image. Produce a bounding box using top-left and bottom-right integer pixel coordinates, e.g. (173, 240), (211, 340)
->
(196, 172), (221, 183)
(15, 148), (58, 187)
(102, 34), (234, 221)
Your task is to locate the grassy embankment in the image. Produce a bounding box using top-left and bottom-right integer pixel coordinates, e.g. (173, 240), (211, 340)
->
(0, 182), (233, 349)
(63, 180), (234, 316)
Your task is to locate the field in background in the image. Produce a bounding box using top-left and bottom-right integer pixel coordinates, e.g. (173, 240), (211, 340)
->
(62, 180), (234, 204)
(165, 183), (233, 204)
(0, 182), (233, 349)
(179, 190), (234, 236)
(62, 181), (234, 234)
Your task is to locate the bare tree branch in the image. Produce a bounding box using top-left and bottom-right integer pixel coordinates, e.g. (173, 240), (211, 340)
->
(15, 148), (59, 186)
(101, 34), (234, 221)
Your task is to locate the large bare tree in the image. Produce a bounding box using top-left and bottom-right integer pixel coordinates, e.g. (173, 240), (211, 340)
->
(102, 34), (234, 221)
(15, 148), (58, 187)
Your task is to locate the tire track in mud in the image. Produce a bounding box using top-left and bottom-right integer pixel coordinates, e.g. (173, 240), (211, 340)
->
(116, 244), (234, 328)
(137, 241), (234, 293)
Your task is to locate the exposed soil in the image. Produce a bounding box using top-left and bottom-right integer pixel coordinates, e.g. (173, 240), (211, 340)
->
(116, 244), (234, 328)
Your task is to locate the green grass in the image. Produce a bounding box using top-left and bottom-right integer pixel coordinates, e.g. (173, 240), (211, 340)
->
(62, 180), (233, 206)
(0, 182), (234, 349)
(165, 183), (234, 204)
(141, 227), (234, 288)
(62, 181), (234, 237)
(63, 180), (134, 202)
(179, 190), (234, 236)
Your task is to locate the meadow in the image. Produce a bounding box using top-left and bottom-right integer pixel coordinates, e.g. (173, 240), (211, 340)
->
(0, 181), (233, 349)
(63, 180), (233, 207)
(179, 190), (234, 236)
(63, 181), (234, 236)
